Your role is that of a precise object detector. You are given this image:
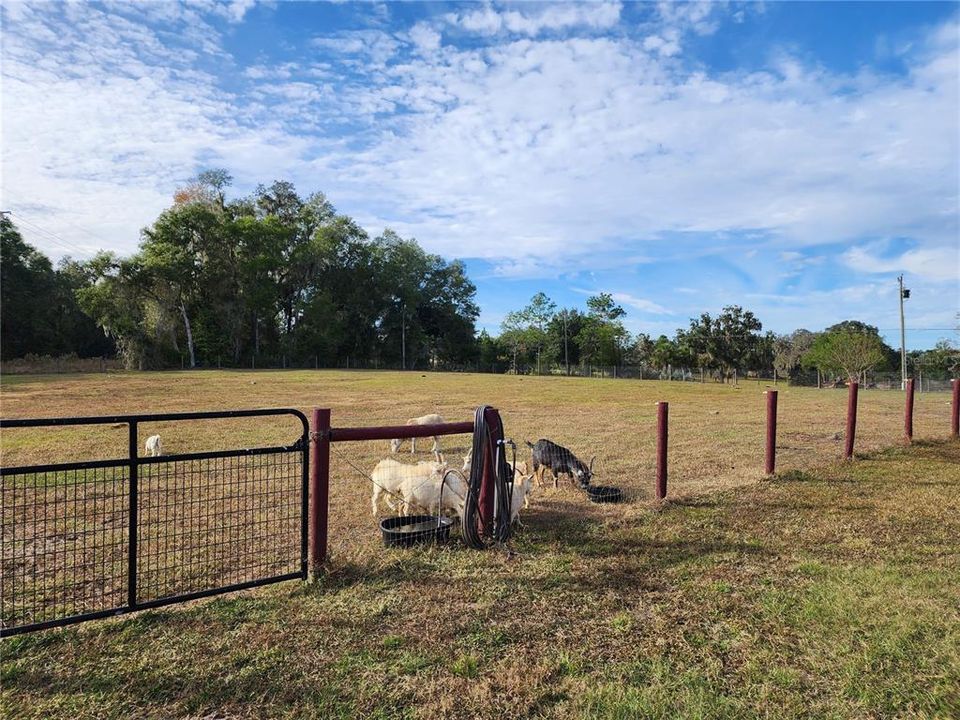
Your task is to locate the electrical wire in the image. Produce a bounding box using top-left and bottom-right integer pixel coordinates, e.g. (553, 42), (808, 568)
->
(6, 210), (94, 257)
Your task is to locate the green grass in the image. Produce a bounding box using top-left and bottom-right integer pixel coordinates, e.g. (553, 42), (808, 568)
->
(3, 439), (958, 718)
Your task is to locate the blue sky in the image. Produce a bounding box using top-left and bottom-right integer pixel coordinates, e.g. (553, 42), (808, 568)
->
(2, 1), (958, 349)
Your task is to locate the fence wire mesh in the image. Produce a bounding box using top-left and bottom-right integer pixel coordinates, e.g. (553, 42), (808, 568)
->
(1, 464), (129, 631)
(136, 451), (303, 605)
(1, 411), (307, 635)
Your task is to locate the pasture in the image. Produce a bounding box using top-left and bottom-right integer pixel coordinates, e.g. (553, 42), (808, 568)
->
(2, 370), (959, 718)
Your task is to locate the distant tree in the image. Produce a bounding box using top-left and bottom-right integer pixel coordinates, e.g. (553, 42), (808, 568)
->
(1, 216), (59, 358)
(802, 325), (889, 382)
(1, 217), (111, 360)
(197, 169), (233, 210)
(912, 340), (960, 380)
(499, 293), (556, 373)
(681, 305), (763, 378)
(477, 330), (502, 370)
(77, 253), (159, 369)
(577, 293), (628, 366)
(649, 335), (679, 375)
(773, 329), (818, 379)
(627, 332), (654, 366)
(547, 308), (585, 371)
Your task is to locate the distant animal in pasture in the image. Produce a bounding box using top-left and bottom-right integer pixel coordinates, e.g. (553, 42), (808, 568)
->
(144, 434), (163, 457)
(525, 439), (593, 490)
(370, 458), (467, 518)
(390, 413), (445, 460)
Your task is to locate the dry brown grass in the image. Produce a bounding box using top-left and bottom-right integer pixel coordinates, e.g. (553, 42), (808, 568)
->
(2, 370), (958, 718)
(0, 369), (951, 550)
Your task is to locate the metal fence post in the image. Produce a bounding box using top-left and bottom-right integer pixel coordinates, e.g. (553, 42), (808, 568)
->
(904, 378), (915, 443)
(952, 379), (959, 437)
(127, 420), (139, 609)
(765, 390), (778, 475)
(309, 408), (331, 578)
(845, 381), (859, 460)
(656, 401), (668, 500)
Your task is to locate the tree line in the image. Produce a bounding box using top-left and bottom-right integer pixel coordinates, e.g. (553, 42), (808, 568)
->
(2, 171), (957, 380)
(487, 294), (958, 381)
(2, 171), (478, 370)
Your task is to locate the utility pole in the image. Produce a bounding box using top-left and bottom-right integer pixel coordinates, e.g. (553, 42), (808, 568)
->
(401, 302), (406, 371)
(898, 275), (909, 390)
(563, 310), (569, 376)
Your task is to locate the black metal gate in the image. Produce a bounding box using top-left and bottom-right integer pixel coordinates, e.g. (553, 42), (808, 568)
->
(1, 409), (308, 637)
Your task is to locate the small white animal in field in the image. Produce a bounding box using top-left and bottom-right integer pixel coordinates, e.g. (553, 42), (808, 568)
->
(390, 413), (445, 459)
(144, 434), (163, 457)
(462, 451), (534, 510)
(510, 472), (534, 524)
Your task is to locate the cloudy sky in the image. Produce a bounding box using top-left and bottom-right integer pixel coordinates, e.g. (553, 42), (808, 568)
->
(2, 1), (958, 348)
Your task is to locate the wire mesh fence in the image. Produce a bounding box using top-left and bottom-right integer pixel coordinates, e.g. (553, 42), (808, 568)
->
(136, 450), (304, 605)
(0, 410), (308, 636)
(1, 464), (129, 632)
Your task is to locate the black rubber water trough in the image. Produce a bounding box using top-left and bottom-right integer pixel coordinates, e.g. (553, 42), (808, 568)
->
(380, 515), (454, 548)
(585, 485), (624, 503)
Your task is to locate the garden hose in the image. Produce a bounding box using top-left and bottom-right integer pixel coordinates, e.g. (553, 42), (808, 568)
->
(462, 405), (514, 549)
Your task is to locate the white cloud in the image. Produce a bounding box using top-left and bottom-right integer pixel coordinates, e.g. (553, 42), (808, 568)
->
(610, 292), (671, 315)
(643, 31), (681, 57)
(448, 2), (622, 37)
(843, 245), (960, 282)
(408, 22), (442, 54)
(1, 0), (957, 331)
(570, 288), (671, 316)
(224, 0), (256, 24)
(310, 30), (400, 66)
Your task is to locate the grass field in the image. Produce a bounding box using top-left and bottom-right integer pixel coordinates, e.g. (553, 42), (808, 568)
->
(1, 370), (959, 718)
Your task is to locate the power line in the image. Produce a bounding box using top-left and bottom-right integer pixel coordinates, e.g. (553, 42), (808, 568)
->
(6, 211), (96, 257)
(3, 190), (116, 249)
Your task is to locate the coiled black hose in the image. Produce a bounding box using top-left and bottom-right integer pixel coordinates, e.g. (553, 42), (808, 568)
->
(461, 406), (513, 549)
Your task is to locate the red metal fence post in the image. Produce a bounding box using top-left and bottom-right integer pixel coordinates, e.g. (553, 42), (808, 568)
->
(844, 382), (859, 460)
(952, 379), (959, 438)
(765, 390), (778, 475)
(904, 378), (915, 443)
(656, 401), (668, 500)
(309, 408), (331, 578)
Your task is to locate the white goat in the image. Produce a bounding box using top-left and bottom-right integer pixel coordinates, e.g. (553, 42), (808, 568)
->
(390, 413), (445, 459)
(370, 458), (468, 518)
(144, 434), (163, 457)
(509, 472), (534, 524)
(462, 450), (534, 511)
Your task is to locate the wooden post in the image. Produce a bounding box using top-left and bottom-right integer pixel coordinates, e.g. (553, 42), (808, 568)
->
(904, 378), (915, 443)
(951, 379), (959, 437)
(765, 390), (778, 475)
(845, 382), (859, 460)
(309, 409), (331, 577)
(656, 402), (668, 500)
